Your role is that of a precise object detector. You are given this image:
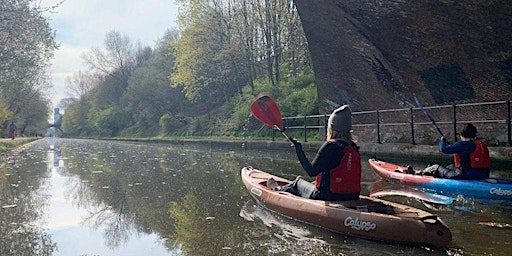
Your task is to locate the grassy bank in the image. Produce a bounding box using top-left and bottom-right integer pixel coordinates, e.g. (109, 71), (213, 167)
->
(0, 137), (40, 152)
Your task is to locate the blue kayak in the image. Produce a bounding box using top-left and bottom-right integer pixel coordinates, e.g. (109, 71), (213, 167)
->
(369, 159), (512, 200)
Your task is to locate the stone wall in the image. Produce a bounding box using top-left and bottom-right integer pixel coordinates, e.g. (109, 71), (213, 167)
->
(294, 0), (512, 115)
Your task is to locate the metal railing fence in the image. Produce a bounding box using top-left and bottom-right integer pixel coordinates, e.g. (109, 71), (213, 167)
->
(271, 100), (511, 146)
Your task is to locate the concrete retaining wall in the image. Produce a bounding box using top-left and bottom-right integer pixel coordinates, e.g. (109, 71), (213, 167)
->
(114, 138), (511, 161)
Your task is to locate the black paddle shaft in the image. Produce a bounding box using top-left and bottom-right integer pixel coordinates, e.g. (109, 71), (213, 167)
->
(414, 97), (444, 137)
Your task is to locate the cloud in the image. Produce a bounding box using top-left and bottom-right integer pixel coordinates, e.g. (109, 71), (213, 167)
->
(45, 0), (179, 46)
(47, 45), (90, 106)
(50, 45), (89, 73)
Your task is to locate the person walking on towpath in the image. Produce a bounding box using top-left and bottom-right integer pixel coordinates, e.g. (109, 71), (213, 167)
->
(8, 121), (17, 140)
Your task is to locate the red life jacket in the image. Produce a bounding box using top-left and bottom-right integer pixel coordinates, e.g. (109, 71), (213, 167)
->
(454, 139), (490, 169)
(315, 143), (361, 194)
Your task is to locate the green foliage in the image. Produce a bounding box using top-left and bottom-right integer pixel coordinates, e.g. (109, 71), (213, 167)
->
(120, 30), (193, 136)
(61, 98), (93, 137)
(159, 113), (186, 134)
(187, 116), (206, 136)
(171, 23), (210, 102)
(169, 191), (211, 255)
(0, 101), (14, 129)
(16, 90), (51, 136)
(222, 95), (254, 134)
(172, 9), (244, 108)
(279, 75), (318, 117)
(88, 106), (130, 137)
(221, 70), (317, 138)
(0, 143), (8, 152)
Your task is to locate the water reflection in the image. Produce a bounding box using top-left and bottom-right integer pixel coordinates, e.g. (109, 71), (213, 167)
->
(0, 144), (56, 255)
(1, 138), (510, 255)
(39, 139), (173, 255)
(238, 200), (339, 255)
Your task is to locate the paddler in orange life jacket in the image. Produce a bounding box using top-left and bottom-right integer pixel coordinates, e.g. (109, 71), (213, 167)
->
(267, 105), (361, 201)
(413, 123), (490, 179)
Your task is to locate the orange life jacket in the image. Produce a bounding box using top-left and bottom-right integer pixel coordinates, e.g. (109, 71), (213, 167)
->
(315, 143), (361, 194)
(454, 139), (490, 169)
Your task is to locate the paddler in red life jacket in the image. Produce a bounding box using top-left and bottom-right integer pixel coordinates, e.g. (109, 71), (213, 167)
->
(413, 123), (490, 180)
(267, 105), (362, 201)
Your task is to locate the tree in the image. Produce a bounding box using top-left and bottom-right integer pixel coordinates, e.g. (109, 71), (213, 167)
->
(82, 31), (137, 103)
(87, 105), (129, 137)
(60, 98), (93, 137)
(0, 0), (58, 89)
(122, 30), (192, 135)
(61, 0), (314, 138)
(0, 0), (58, 132)
(173, 0), (310, 99)
(57, 98), (77, 110)
(79, 31), (155, 136)
(16, 89), (50, 136)
(172, 1), (250, 108)
(0, 100), (14, 136)
(252, 0), (308, 87)
(65, 71), (98, 99)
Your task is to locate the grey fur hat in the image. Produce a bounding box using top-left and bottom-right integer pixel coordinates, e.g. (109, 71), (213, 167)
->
(328, 105), (352, 133)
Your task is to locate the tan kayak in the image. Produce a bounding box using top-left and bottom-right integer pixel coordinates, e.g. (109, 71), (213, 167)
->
(241, 166), (452, 248)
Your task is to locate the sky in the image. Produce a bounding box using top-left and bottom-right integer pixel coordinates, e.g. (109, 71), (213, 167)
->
(40, 0), (180, 109)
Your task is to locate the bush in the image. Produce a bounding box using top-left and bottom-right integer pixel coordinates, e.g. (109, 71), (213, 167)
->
(89, 106), (130, 136)
(160, 114), (187, 134)
(227, 71), (318, 138)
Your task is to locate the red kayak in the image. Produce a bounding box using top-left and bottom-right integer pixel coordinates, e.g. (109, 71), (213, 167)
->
(369, 159), (512, 200)
(241, 166), (452, 248)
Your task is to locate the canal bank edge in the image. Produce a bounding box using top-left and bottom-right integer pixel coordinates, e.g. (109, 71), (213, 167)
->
(109, 137), (512, 162)
(0, 137), (41, 167)
(0, 137), (40, 152)
(3, 137), (510, 168)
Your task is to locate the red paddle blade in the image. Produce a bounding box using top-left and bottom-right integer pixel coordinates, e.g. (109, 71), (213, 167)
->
(250, 95), (284, 131)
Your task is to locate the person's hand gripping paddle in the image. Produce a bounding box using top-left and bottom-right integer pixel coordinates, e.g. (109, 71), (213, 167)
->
(250, 95), (296, 143)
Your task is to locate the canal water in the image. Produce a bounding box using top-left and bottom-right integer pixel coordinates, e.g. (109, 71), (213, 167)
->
(0, 138), (510, 255)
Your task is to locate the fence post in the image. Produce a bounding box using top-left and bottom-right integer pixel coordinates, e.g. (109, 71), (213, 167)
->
(452, 104), (457, 142)
(508, 100), (511, 146)
(377, 110), (381, 144)
(324, 114), (328, 140)
(410, 107), (416, 145)
(303, 116), (308, 142)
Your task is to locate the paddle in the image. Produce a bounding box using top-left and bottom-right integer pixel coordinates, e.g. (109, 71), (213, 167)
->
(414, 96), (444, 137)
(370, 189), (454, 205)
(250, 95), (293, 142)
(370, 179), (453, 205)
